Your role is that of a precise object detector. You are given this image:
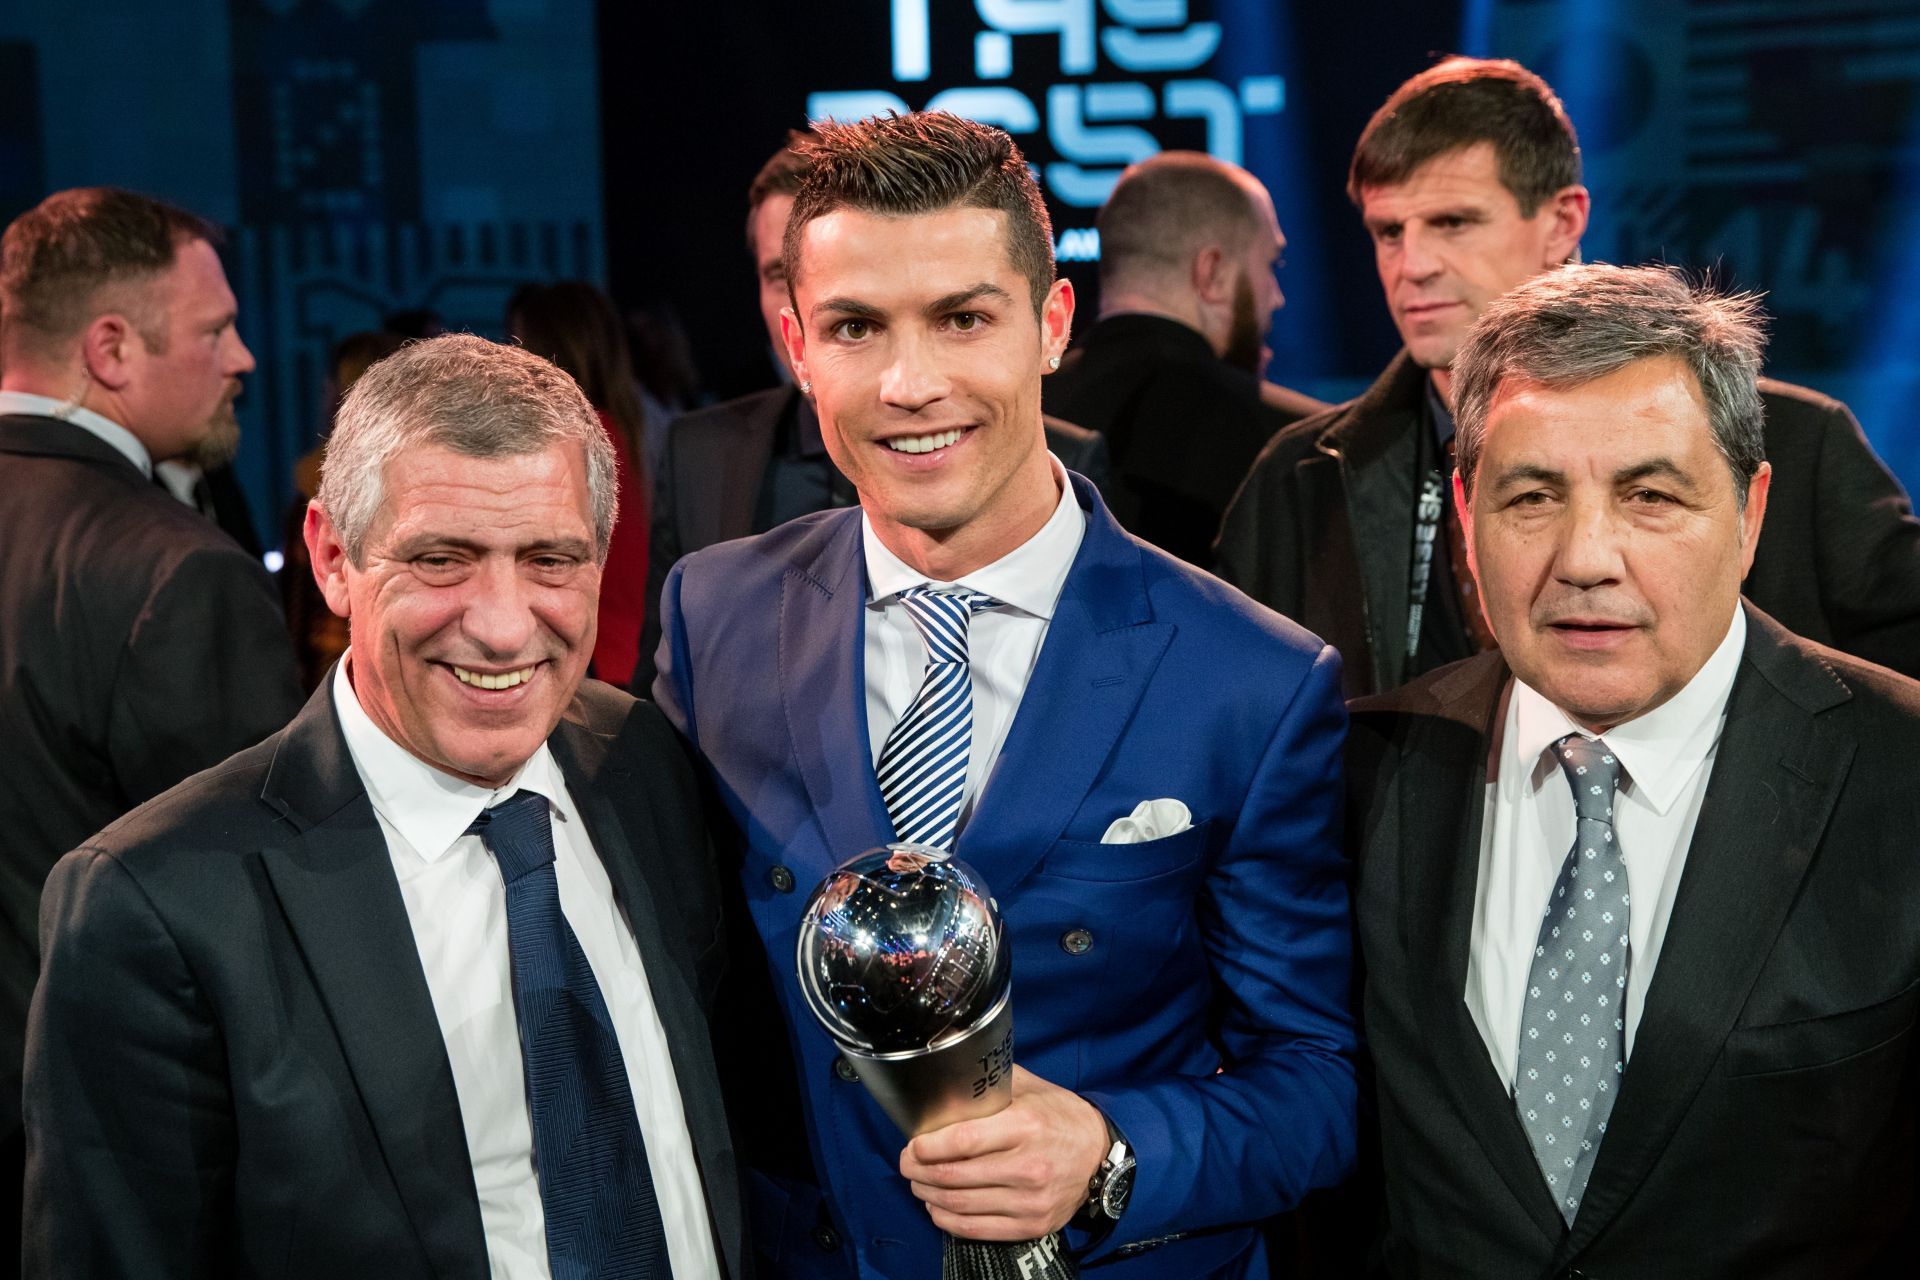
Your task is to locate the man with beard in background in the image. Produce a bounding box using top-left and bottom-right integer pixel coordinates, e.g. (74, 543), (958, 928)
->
(0, 186), (301, 1255)
(1043, 150), (1325, 565)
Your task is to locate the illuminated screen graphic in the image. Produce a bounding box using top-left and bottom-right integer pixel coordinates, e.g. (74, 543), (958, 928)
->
(805, 0), (1288, 260)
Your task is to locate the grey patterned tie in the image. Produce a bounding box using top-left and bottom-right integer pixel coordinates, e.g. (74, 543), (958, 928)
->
(1514, 733), (1629, 1223)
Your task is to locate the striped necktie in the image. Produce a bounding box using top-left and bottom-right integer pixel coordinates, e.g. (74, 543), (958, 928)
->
(876, 587), (999, 852)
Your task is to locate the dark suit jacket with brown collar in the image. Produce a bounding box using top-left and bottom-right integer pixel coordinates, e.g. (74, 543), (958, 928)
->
(23, 679), (745, 1280)
(1217, 353), (1920, 696)
(1345, 605), (1920, 1278)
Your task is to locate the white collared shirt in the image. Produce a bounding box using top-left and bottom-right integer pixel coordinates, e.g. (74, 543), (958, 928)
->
(862, 454), (1086, 829)
(330, 658), (720, 1280)
(0, 389), (151, 477)
(1466, 607), (1748, 1087)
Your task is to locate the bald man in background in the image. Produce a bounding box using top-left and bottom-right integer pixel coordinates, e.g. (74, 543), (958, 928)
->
(1043, 151), (1325, 565)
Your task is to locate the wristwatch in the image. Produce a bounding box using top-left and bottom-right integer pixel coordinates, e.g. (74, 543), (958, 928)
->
(1081, 1119), (1136, 1225)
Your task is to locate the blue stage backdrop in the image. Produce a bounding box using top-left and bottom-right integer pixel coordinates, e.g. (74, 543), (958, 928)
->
(0, 0), (605, 553)
(2, 0), (1916, 546)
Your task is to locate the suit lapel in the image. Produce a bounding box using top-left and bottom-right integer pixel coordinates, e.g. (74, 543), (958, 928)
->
(549, 718), (744, 1280)
(1398, 654), (1567, 1243)
(716, 387), (789, 544)
(256, 687), (486, 1279)
(958, 478), (1173, 896)
(779, 511), (897, 860)
(1561, 609), (1854, 1258)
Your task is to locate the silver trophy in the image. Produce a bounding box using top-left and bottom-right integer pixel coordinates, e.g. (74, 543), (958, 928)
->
(796, 845), (1076, 1280)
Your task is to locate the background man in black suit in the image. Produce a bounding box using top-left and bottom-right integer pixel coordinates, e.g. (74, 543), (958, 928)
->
(1349, 263), (1920, 1277)
(637, 135), (1109, 694)
(1218, 57), (1920, 694)
(25, 336), (743, 1279)
(1044, 150), (1326, 567)
(0, 186), (303, 1251)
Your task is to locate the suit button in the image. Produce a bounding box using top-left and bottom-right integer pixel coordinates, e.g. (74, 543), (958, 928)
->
(1061, 928), (1093, 955)
(833, 1055), (860, 1083)
(813, 1224), (840, 1252)
(769, 865), (796, 893)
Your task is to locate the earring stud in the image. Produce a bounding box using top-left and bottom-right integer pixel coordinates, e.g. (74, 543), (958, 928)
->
(800, 380), (812, 394)
(1047, 356), (1061, 370)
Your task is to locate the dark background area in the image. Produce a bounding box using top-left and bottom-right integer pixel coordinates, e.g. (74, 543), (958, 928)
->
(4, 0), (1918, 551)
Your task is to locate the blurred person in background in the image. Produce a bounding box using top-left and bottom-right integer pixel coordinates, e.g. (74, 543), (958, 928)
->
(509, 279), (654, 688)
(1043, 150), (1325, 567)
(280, 329), (408, 691)
(625, 298), (704, 481)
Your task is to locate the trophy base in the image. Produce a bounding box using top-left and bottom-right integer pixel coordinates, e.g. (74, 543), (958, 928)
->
(944, 1231), (1077, 1280)
(839, 991), (1015, 1136)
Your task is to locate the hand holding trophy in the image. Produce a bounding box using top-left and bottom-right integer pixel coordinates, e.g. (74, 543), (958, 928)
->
(796, 844), (1077, 1280)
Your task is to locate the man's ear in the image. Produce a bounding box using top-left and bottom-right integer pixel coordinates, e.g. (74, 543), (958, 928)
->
(305, 502), (354, 620)
(1738, 460), (1772, 577)
(780, 305), (809, 390)
(1190, 244), (1231, 305)
(1041, 277), (1074, 367)
(1451, 467), (1478, 584)
(1540, 184), (1591, 268)
(77, 313), (138, 392)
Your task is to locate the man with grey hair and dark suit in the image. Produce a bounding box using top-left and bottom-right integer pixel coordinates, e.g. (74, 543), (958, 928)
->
(25, 334), (745, 1279)
(1349, 262), (1920, 1277)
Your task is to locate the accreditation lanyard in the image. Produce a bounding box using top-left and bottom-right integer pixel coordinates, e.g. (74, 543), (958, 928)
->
(1404, 411), (1447, 663)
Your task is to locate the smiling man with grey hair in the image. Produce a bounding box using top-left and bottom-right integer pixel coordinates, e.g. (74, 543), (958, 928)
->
(1346, 262), (1920, 1277)
(25, 333), (744, 1279)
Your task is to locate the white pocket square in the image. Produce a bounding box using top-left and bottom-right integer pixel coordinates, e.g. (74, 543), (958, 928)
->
(1100, 798), (1193, 844)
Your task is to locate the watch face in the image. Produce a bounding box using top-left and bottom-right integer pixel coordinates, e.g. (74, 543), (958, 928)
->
(1100, 1155), (1137, 1220)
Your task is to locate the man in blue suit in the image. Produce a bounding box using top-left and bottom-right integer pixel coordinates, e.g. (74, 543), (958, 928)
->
(655, 112), (1357, 1279)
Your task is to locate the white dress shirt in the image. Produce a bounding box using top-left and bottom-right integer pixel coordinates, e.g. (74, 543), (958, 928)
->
(0, 389), (151, 477)
(862, 454), (1086, 828)
(1466, 608), (1747, 1087)
(331, 658), (720, 1280)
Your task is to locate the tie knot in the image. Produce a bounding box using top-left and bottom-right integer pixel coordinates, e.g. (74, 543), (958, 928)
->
(1553, 733), (1622, 825)
(467, 789), (556, 882)
(898, 587), (998, 666)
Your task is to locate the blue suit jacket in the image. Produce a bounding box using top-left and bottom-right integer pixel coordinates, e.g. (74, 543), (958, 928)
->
(656, 474), (1357, 1279)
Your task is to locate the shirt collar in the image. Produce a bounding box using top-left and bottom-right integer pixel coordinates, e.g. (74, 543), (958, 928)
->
(0, 390), (152, 477)
(1511, 606), (1747, 815)
(861, 453), (1085, 620)
(330, 652), (573, 862)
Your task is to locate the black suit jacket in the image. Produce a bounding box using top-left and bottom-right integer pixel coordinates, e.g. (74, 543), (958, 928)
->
(1347, 607), (1920, 1278)
(635, 383), (1112, 694)
(1217, 353), (1920, 695)
(0, 414), (301, 1176)
(23, 679), (744, 1280)
(1044, 313), (1327, 566)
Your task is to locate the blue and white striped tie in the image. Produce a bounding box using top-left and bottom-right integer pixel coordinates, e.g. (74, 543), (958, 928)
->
(876, 587), (999, 852)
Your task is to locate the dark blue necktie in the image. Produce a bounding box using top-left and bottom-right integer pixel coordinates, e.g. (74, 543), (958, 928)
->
(469, 790), (669, 1278)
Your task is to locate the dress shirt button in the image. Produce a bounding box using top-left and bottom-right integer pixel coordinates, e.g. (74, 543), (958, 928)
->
(833, 1055), (861, 1083)
(1061, 928), (1094, 956)
(769, 865), (796, 893)
(813, 1224), (841, 1252)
